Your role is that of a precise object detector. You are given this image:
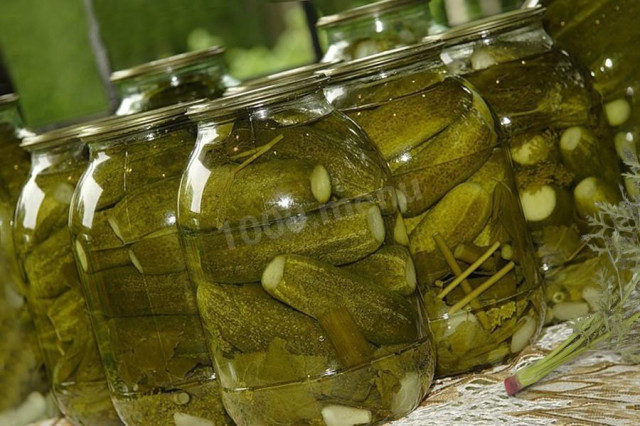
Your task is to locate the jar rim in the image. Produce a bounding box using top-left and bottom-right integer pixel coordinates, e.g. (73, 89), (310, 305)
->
(437, 7), (546, 47)
(0, 93), (18, 107)
(110, 46), (225, 82)
(321, 37), (443, 83)
(20, 115), (115, 151)
(226, 60), (341, 96)
(188, 75), (328, 121)
(80, 100), (203, 142)
(317, 0), (430, 29)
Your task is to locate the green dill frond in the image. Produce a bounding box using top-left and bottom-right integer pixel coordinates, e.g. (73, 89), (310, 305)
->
(505, 156), (640, 395)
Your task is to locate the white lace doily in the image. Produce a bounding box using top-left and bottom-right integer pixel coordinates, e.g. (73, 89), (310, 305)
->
(392, 323), (640, 426)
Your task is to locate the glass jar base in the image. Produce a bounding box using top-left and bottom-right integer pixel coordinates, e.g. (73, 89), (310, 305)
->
(54, 381), (120, 426)
(111, 380), (232, 426)
(221, 338), (434, 425)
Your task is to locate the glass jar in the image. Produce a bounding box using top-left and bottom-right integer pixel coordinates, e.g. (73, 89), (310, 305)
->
(179, 75), (435, 425)
(440, 8), (622, 323)
(317, 0), (446, 62)
(0, 93), (49, 415)
(111, 46), (236, 116)
(324, 43), (544, 377)
(530, 0), (640, 196)
(69, 104), (232, 425)
(14, 125), (121, 425)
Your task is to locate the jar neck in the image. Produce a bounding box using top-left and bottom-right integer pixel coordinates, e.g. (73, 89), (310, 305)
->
(325, 53), (448, 106)
(113, 57), (233, 115)
(29, 142), (87, 175)
(196, 88), (334, 148)
(321, 3), (439, 60)
(86, 117), (194, 162)
(442, 20), (554, 74)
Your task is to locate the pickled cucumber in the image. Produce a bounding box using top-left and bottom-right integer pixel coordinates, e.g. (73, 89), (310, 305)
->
(187, 200), (385, 283)
(347, 78), (474, 160)
(95, 266), (197, 317)
(409, 183), (492, 285)
(75, 240), (130, 273)
(197, 281), (333, 355)
(519, 185), (575, 227)
(573, 177), (622, 219)
(129, 231), (186, 275)
(15, 189), (69, 247)
(465, 50), (594, 134)
(220, 117), (389, 199)
(107, 177), (180, 243)
(75, 211), (125, 251)
(559, 126), (620, 182)
(92, 129), (195, 210)
(262, 255), (418, 345)
(195, 159), (331, 230)
(392, 99), (497, 216)
(343, 245), (417, 296)
(23, 229), (80, 299)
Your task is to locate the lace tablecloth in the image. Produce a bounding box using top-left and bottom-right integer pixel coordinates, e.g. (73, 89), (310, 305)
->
(393, 323), (640, 425)
(34, 324), (640, 426)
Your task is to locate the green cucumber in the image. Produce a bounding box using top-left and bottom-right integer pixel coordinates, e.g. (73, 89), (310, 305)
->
(262, 254), (419, 345)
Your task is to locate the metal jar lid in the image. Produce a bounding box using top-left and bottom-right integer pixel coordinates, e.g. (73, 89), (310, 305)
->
(188, 75), (329, 121)
(317, 0), (429, 29)
(226, 61), (341, 95)
(438, 7), (546, 46)
(321, 37), (443, 83)
(81, 100), (203, 142)
(20, 116), (114, 151)
(110, 46), (226, 82)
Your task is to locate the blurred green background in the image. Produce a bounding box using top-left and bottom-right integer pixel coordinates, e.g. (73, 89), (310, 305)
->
(0, 0), (522, 128)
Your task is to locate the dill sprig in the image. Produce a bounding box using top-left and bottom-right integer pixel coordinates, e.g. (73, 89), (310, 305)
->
(504, 157), (640, 395)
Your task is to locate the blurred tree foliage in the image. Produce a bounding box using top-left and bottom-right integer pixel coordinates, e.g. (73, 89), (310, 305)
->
(0, 0), (109, 127)
(0, 0), (523, 127)
(0, 0), (315, 127)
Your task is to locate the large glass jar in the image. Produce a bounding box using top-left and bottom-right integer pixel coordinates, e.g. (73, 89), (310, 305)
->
(69, 104), (232, 425)
(324, 43), (544, 377)
(0, 93), (49, 416)
(14, 126), (120, 425)
(111, 46), (236, 116)
(317, 0), (446, 62)
(440, 8), (622, 323)
(529, 0), (640, 196)
(179, 76), (435, 425)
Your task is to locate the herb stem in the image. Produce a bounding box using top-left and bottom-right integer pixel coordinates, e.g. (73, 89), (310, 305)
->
(449, 262), (515, 315)
(233, 134), (284, 175)
(438, 241), (501, 299)
(506, 312), (640, 396)
(433, 233), (491, 329)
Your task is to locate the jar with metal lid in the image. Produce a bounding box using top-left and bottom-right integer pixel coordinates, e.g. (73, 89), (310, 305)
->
(525, 0), (640, 197)
(111, 46), (236, 116)
(324, 42), (544, 376)
(68, 104), (232, 425)
(440, 8), (622, 323)
(180, 75), (434, 424)
(317, 0), (446, 63)
(0, 93), (49, 416)
(14, 125), (120, 425)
